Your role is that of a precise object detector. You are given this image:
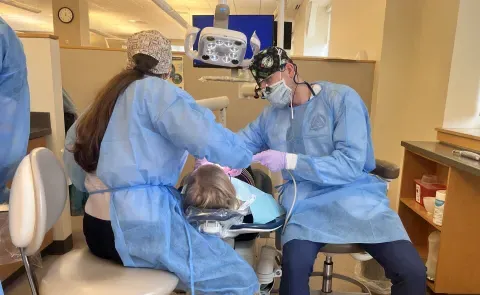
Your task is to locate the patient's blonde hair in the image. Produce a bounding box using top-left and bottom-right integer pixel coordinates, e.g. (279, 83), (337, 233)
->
(184, 165), (238, 210)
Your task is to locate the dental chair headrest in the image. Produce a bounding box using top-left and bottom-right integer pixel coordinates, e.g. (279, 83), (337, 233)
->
(186, 205), (287, 238)
(185, 207), (246, 222)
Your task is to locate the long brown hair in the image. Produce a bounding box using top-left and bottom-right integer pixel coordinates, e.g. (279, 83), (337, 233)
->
(72, 54), (166, 172)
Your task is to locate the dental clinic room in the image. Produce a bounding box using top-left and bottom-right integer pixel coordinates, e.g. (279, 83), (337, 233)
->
(1, 0), (480, 294)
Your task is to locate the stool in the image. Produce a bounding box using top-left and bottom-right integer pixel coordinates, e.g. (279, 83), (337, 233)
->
(41, 248), (179, 295)
(9, 148), (179, 295)
(310, 244), (371, 295)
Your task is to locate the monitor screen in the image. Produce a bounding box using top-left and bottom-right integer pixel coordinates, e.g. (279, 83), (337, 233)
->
(192, 15), (274, 68)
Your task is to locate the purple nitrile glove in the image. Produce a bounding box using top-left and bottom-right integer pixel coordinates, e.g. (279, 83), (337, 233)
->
(252, 150), (287, 172)
(194, 158), (242, 177)
(223, 167), (242, 177)
(194, 158), (213, 170)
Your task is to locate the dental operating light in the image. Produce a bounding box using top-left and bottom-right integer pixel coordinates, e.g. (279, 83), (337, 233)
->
(184, 1), (261, 68)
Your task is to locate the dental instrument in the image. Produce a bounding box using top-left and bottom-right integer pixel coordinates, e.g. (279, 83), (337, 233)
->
(452, 150), (480, 161)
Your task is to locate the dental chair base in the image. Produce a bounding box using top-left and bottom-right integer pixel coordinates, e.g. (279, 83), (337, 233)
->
(235, 239), (257, 267)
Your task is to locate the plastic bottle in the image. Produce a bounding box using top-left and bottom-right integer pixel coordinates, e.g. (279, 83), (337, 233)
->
(426, 231), (440, 281)
(433, 190), (446, 226)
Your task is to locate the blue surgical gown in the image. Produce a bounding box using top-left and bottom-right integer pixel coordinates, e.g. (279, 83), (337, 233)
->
(0, 17), (30, 203)
(238, 81), (409, 245)
(64, 77), (258, 294)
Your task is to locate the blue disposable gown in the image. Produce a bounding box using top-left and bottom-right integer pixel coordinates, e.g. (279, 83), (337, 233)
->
(64, 77), (258, 294)
(0, 17), (30, 203)
(238, 81), (409, 245)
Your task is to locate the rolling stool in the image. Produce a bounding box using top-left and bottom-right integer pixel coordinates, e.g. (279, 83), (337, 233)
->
(9, 148), (178, 295)
(311, 244), (371, 295)
(274, 159), (400, 295)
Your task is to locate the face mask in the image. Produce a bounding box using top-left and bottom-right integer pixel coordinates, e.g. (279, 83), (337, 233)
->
(264, 79), (293, 109)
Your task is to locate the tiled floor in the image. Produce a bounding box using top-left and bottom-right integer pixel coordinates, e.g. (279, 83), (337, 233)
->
(5, 217), (390, 295)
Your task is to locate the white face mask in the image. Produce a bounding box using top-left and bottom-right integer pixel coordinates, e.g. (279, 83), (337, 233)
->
(264, 79), (293, 109)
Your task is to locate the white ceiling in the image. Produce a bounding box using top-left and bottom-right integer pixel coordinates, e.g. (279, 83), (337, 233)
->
(0, 0), (279, 39)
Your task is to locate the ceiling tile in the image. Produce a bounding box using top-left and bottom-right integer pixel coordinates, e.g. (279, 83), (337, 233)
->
(3, 0), (278, 39)
(0, 0), (53, 32)
(89, 0), (187, 39)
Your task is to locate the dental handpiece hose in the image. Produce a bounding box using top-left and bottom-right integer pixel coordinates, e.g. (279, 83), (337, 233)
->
(282, 170), (297, 235)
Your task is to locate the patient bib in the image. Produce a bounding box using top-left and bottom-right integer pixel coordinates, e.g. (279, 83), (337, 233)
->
(231, 178), (285, 224)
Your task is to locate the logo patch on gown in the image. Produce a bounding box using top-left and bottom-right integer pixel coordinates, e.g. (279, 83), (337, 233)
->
(310, 114), (326, 131)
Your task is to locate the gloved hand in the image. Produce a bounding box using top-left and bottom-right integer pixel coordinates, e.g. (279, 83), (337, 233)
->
(223, 167), (242, 177)
(194, 158), (212, 170)
(252, 150), (287, 172)
(194, 158), (242, 177)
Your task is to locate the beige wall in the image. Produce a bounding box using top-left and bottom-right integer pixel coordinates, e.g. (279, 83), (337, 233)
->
(60, 49), (376, 122)
(372, 0), (459, 208)
(292, 1), (308, 56)
(328, 0), (386, 60)
(293, 1), (331, 57)
(443, 0), (480, 129)
(295, 58), (375, 111)
(304, 3), (331, 57)
(89, 32), (107, 48)
(52, 0), (90, 46)
(20, 36), (72, 241)
(60, 48), (126, 112)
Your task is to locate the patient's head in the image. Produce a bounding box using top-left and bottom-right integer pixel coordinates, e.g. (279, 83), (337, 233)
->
(184, 165), (238, 210)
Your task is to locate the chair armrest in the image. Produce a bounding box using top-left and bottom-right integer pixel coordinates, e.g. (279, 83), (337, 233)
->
(372, 159), (400, 180)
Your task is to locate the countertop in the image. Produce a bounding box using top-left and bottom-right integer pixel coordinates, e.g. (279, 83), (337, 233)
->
(30, 112), (51, 140)
(436, 128), (480, 141)
(30, 127), (51, 139)
(402, 141), (480, 177)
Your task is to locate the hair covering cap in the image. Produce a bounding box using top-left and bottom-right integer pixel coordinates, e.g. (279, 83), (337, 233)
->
(126, 30), (172, 74)
(249, 46), (291, 84)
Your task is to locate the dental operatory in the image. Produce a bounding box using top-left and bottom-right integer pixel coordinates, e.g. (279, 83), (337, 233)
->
(2, 0), (480, 294)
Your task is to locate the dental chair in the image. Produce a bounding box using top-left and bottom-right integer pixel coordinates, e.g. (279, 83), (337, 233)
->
(9, 148), (178, 295)
(186, 160), (400, 295)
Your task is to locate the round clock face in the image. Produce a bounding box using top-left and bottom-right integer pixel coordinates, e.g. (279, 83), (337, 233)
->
(58, 7), (74, 24)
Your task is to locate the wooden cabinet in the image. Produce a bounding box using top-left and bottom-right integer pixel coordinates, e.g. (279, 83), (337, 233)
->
(400, 141), (480, 294)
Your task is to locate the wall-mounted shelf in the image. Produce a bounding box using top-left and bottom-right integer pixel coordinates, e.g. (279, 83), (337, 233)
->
(399, 198), (441, 231)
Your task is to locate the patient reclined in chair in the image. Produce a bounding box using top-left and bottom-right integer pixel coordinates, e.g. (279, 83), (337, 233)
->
(183, 165), (240, 211)
(181, 164), (285, 238)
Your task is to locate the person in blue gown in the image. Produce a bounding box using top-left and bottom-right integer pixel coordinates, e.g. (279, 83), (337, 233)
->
(0, 16), (30, 294)
(63, 30), (259, 294)
(0, 17), (30, 204)
(238, 46), (426, 295)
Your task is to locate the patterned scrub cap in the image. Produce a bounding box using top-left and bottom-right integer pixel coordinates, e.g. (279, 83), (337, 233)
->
(126, 30), (172, 75)
(249, 46), (292, 84)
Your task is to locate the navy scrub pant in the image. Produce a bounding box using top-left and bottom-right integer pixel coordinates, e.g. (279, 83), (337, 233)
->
(279, 239), (426, 295)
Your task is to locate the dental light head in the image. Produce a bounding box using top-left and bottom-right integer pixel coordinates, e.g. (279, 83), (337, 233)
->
(198, 27), (247, 66)
(184, 1), (261, 68)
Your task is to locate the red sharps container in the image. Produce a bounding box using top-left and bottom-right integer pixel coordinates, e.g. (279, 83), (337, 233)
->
(414, 175), (447, 205)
